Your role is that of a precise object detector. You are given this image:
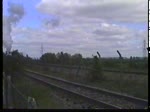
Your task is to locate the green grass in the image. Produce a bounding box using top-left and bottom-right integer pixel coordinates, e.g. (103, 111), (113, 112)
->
(12, 74), (65, 109)
(28, 66), (148, 99)
(85, 79), (148, 99)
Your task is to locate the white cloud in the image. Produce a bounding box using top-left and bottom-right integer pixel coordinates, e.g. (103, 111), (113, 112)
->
(11, 20), (147, 57)
(36, 0), (147, 23)
(5, 0), (147, 58)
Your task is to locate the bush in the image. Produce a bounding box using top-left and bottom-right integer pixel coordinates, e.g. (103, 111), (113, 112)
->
(3, 51), (24, 75)
(88, 56), (103, 82)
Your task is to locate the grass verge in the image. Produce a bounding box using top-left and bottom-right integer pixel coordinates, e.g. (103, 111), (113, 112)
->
(12, 73), (65, 109)
(26, 66), (148, 99)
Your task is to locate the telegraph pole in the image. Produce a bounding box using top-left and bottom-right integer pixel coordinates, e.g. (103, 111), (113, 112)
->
(143, 40), (146, 57)
(41, 43), (44, 56)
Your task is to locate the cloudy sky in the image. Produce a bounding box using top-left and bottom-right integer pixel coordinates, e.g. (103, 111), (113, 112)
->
(3, 0), (148, 58)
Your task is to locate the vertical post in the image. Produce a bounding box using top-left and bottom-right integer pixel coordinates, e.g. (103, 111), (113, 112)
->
(119, 72), (121, 93)
(143, 40), (146, 57)
(7, 75), (13, 109)
(41, 43), (43, 56)
(3, 72), (7, 108)
(119, 59), (122, 93)
(117, 50), (123, 93)
(76, 65), (80, 77)
(4, 73), (8, 108)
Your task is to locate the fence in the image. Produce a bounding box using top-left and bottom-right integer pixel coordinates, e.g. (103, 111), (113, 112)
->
(3, 72), (37, 109)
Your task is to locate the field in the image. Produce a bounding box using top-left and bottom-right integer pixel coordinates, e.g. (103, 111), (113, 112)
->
(27, 65), (148, 99)
(3, 51), (148, 108)
(12, 73), (66, 109)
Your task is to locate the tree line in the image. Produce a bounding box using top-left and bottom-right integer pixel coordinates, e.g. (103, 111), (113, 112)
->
(3, 50), (148, 81)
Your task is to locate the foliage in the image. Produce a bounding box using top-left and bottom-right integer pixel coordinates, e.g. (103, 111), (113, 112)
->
(101, 57), (148, 71)
(40, 53), (57, 64)
(71, 53), (82, 65)
(40, 52), (83, 65)
(3, 49), (147, 75)
(88, 56), (103, 82)
(3, 50), (25, 74)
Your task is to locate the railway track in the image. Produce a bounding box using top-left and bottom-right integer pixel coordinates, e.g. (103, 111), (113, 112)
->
(24, 69), (148, 109)
(22, 70), (120, 109)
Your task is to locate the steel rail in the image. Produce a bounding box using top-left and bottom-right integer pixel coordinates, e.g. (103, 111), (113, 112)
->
(25, 69), (148, 109)
(22, 71), (121, 109)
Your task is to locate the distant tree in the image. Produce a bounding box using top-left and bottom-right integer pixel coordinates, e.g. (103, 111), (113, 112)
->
(3, 50), (24, 74)
(71, 53), (82, 65)
(56, 52), (64, 64)
(88, 56), (103, 82)
(40, 53), (57, 64)
(63, 53), (71, 65)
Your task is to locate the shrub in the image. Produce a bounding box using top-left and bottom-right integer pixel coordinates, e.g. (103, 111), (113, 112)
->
(88, 56), (103, 82)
